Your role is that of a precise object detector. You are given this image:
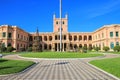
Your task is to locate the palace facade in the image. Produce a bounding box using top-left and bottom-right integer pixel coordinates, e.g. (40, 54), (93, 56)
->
(0, 14), (120, 51)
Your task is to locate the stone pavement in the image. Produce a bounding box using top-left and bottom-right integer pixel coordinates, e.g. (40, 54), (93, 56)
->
(0, 54), (120, 80)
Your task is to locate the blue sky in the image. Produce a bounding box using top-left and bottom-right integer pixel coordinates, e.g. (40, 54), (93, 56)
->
(0, 0), (120, 32)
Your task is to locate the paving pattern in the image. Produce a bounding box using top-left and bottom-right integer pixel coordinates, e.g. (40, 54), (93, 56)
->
(0, 54), (120, 80)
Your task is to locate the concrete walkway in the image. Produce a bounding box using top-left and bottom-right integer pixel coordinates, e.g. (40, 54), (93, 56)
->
(0, 53), (120, 80)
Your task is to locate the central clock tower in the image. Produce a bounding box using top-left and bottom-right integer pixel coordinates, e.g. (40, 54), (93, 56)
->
(53, 14), (68, 33)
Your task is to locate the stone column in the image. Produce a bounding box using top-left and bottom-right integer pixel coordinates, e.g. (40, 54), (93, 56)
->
(57, 43), (59, 52)
(42, 44), (44, 51)
(77, 35), (79, 41)
(52, 43), (55, 51)
(66, 43), (68, 51)
(63, 43), (64, 52)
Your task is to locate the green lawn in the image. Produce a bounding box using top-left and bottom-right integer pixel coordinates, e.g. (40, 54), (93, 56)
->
(101, 51), (120, 54)
(20, 52), (103, 58)
(0, 59), (35, 75)
(108, 51), (120, 54)
(90, 57), (120, 78)
(1, 52), (17, 56)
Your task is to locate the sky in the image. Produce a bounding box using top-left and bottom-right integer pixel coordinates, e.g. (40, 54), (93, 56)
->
(0, 0), (120, 32)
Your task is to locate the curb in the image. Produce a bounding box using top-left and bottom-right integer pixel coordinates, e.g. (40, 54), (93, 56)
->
(18, 54), (105, 60)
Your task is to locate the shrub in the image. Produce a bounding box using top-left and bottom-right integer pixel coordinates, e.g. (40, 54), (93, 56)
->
(95, 47), (100, 52)
(103, 46), (110, 52)
(113, 46), (120, 52)
(82, 46), (87, 53)
(27, 47), (32, 52)
(20, 48), (25, 52)
(88, 46), (93, 51)
(7, 46), (14, 52)
(93, 45), (96, 50)
(0, 46), (6, 52)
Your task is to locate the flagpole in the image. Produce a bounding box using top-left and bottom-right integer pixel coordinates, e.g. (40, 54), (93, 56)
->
(60, 0), (62, 52)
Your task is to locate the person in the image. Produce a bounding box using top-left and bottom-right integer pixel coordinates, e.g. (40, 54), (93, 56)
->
(0, 54), (3, 58)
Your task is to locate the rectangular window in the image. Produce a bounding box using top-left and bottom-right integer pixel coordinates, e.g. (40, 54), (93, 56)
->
(55, 35), (57, 40)
(98, 34), (100, 38)
(56, 21), (58, 24)
(18, 34), (19, 38)
(110, 32), (113, 37)
(2, 32), (6, 37)
(64, 35), (66, 40)
(102, 33), (104, 38)
(96, 35), (97, 39)
(116, 31), (119, 37)
(21, 35), (23, 39)
(116, 42), (119, 45)
(103, 43), (104, 47)
(8, 33), (12, 38)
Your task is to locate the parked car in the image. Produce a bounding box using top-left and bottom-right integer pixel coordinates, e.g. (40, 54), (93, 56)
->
(0, 54), (3, 58)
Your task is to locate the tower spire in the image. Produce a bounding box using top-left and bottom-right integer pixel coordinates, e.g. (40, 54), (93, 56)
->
(36, 27), (39, 41)
(65, 13), (68, 19)
(53, 13), (56, 19)
(36, 27), (39, 34)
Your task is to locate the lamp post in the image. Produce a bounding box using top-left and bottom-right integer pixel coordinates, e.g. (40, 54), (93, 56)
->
(60, 0), (62, 52)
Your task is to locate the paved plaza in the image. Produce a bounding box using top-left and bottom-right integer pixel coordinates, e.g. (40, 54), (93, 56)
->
(0, 54), (120, 80)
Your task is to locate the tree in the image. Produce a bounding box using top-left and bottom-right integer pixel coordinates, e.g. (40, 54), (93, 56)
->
(82, 46), (87, 53)
(103, 46), (110, 52)
(0, 41), (2, 52)
(113, 45), (120, 52)
(32, 28), (42, 52)
(0, 42), (6, 52)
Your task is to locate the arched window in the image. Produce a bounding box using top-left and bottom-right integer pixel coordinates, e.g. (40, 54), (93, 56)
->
(49, 36), (52, 41)
(79, 44), (82, 48)
(84, 36), (87, 41)
(44, 44), (47, 50)
(74, 36), (77, 41)
(89, 36), (92, 40)
(49, 44), (52, 50)
(74, 44), (77, 49)
(110, 42), (114, 49)
(64, 35), (66, 40)
(70, 44), (73, 49)
(79, 36), (82, 41)
(44, 36), (47, 41)
(55, 35), (57, 40)
(69, 35), (72, 41)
